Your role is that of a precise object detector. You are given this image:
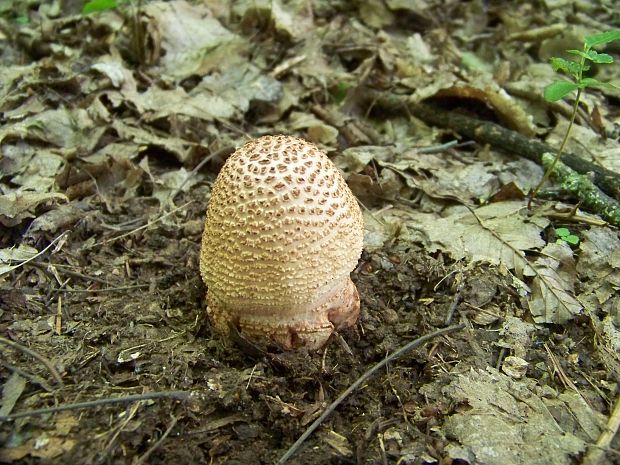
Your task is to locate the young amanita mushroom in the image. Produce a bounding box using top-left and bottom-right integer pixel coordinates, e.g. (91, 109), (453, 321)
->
(200, 135), (364, 350)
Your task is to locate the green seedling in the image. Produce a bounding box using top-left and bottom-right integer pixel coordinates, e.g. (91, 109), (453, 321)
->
(332, 81), (351, 105)
(82, 0), (118, 14)
(555, 227), (579, 246)
(529, 30), (620, 206)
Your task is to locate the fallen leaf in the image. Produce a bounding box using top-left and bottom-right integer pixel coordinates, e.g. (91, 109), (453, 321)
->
(422, 201), (548, 267)
(0, 192), (68, 227)
(529, 243), (582, 324)
(441, 368), (601, 465)
(0, 373), (26, 416)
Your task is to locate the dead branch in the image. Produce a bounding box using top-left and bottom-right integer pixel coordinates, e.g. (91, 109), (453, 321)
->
(541, 153), (620, 226)
(133, 415), (178, 465)
(360, 88), (620, 203)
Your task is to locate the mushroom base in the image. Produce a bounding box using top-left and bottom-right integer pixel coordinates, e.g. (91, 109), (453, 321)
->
(206, 278), (360, 351)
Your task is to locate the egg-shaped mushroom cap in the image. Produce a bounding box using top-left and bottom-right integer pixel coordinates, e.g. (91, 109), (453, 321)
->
(200, 135), (364, 350)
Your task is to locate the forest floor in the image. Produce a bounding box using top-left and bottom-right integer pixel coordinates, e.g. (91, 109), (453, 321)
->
(1, 1), (620, 464)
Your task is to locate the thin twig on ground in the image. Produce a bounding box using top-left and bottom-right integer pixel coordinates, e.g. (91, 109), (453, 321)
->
(169, 145), (235, 201)
(0, 390), (192, 421)
(584, 391), (620, 465)
(30, 261), (109, 284)
(94, 201), (192, 246)
(276, 324), (465, 465)
(444, 281), (464, 325)
(0, 231), (68, 278)
(51, 284), (150, 293)
(133, 415), (178, 465)
(0, 336), (64, 387)
(0, 360), (53, 392)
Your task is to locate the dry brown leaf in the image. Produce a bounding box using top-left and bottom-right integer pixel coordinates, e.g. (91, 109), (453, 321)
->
(422, 201), (548, 267)
(529, 243), (582, 324)
(0, 192), (68, 227)
(146, 1), (246, 78)
(407, 202), (583, 323)
(441, 368), (600, 465)
(0, 373), (26, 416)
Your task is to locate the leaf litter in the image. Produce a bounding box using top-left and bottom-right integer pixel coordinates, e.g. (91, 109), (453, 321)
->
(1, 1), (620, 464)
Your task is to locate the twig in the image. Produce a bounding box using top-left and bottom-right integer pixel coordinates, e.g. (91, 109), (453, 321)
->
(94, 201), (192, 246)
(0, 231), (68, 278)
(133, 415), (178, 465)
(0, 336), (64, 387)
(415, 140), (475, 154)
(541, 152), (620, 227)
(0, 360), (53, 392)
(543, 343), (588, 406)
(584, 391), (620, 465)
(30, 261), (109, 284)
(169, 146), (235, 201)
(0, 390), (192, 421)
(361, 88), (620, 202)
(276, 324), (465, 465)
(444, 281), (464, 325)
(51, 284), (150, 293)
(98, 401), (142, 463)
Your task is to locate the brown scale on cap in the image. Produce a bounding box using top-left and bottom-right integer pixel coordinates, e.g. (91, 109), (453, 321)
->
(200, 135), (364, 350)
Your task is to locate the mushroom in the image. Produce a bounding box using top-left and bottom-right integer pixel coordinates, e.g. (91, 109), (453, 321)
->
(200, 135), (364, 350)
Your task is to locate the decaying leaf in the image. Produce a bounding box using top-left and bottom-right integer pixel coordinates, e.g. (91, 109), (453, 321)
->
(441, 368), (602, 465)
(233, 0), (314, 40)
(0, 192), (68, 227)
(400, 201), (585, 323)
(146, 1), (246, 79)
(0, 373), (26, 417)
(197, 63), (283, 114)
(0, 108), (104, 152)
(422, 201), (548, 267)
(528, 242), (582, 324)
(577, 226), (620, 295)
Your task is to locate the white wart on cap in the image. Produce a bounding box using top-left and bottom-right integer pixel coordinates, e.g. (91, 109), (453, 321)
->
(200, 135), (364, 350)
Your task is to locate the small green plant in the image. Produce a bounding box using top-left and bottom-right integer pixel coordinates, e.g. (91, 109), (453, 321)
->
(529, 30), (620, 206)
(82, 0), (118, 14)
(555, 227), (580, 246)
(332, 81), (351, 105)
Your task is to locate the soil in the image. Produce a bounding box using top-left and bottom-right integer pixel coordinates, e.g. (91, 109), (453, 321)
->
(1, 197), (612, 464)
(1, 1), (620, 465)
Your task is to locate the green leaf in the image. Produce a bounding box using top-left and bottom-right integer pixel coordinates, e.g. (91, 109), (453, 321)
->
(555, 228), (579, 246)
(332, 81), (350, 105)
(549, 57), (582, 76)
(584, 30), (620, 48)
(587, 51), (613, 64)
(567, 49), (589, 60)
(82, 0), (117, 14)
(543, 81), (580, 102)
(567, 49), (613, 63)
(579, 77), (620, 90)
